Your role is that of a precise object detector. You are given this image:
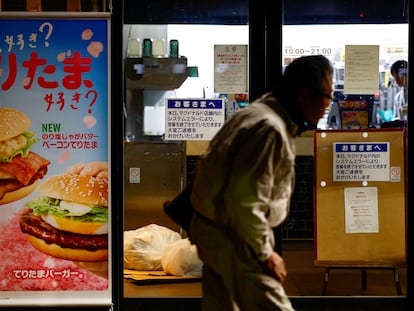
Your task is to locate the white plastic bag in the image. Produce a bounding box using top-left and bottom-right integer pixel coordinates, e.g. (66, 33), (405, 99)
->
(124, 224), (181, 270)
(161, 238), (202, 277)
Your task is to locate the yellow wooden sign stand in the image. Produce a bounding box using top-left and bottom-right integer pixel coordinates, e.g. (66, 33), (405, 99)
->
(314, 129), (407, 295)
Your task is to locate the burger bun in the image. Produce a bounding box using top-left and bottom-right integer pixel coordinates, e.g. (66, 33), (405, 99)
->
(26, 235), (108, 262)
(0, 180), (38, 205)
(0, 107), (31, 141)
(38, 173), (108, 207)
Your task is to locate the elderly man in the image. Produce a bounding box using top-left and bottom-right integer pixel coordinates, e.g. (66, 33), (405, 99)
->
(190, 55), (333, 311)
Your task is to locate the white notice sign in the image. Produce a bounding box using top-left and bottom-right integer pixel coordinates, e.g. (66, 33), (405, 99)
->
(333, 142), (390, 181)
(214, 45), (248, 93)
(344, 187), (379, 234)
(344, 45), (379, 94)
(165, 98), (225, 141)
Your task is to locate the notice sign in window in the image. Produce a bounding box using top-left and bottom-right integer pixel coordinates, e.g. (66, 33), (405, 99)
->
(165, 98), (225, 141)
(333, 142), (390, 181)
(214, 44), (248, 93)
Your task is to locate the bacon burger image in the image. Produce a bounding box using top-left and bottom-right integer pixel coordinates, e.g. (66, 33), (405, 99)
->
(19, 172), (108, 262)
(0, 107), (50, 205)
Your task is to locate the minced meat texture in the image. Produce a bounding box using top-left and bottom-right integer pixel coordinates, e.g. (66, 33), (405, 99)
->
(0, 211), (108, 290)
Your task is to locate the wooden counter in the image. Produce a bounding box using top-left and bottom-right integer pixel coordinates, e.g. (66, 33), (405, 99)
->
(124, 279), (202, 298)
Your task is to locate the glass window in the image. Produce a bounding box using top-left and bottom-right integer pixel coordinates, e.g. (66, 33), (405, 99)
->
(120, 1), (409, 306)
(282, 0), (408, 299)
(122, 2), (248, 302)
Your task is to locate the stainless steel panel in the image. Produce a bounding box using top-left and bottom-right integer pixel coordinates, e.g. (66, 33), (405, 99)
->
(123, 142), (186, 231)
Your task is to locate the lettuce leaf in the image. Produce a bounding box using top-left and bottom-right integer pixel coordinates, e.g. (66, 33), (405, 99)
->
(1, 131), (39, 162)
(27, 196), (108, 223)
(20, 131), (39, 157)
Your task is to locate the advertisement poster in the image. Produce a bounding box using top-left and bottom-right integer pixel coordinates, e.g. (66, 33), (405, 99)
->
(0, 17), (110, 305)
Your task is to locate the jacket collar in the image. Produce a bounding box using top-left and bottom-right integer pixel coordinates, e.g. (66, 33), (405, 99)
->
(255, 93), (300, 137)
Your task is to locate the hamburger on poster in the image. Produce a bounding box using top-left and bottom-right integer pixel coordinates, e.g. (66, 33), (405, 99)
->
(19, 169), (109, 262)
(0, 107), (50, 205)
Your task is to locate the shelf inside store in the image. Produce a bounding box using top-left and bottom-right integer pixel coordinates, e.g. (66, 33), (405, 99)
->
(125, 56), (188, 90)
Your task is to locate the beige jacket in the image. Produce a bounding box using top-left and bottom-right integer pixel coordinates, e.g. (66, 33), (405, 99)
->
(190, 93), (298, 262)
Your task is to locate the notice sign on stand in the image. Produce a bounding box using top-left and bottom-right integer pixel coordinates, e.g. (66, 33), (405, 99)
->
(314, 129), (406, 265)
(333, 142), (390, 181)
(165, 98), (225, 141)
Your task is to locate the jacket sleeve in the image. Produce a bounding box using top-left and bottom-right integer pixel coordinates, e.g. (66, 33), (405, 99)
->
(223, 123), (286, 262)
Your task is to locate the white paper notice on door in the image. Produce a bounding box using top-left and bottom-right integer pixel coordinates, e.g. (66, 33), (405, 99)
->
(344, 187), (379, 234)
(214, 44), (248, 93)
(344, 45), (379, 94)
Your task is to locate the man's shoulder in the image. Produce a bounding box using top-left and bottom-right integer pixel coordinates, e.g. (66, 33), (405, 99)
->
(254, 92), (277, 105)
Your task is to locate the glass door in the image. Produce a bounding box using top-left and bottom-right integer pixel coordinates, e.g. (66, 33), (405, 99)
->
(280, 0), (409, 307)
(116, 1), (410, 310)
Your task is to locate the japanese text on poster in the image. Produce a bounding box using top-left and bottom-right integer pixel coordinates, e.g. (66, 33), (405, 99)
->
(0, 17), (110, 301)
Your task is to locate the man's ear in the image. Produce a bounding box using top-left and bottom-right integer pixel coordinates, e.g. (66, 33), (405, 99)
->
(300, 87), (313, 98)
(297, 87), (313, 108)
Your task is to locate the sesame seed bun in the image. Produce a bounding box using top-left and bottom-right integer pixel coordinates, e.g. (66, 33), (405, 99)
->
(38, 173), (108, 207)
(0, 107), (31, 141)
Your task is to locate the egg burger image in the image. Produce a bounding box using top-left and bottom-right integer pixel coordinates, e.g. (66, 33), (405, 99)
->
(0, 107), (50, 205)
(19, 172), (108, 262)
